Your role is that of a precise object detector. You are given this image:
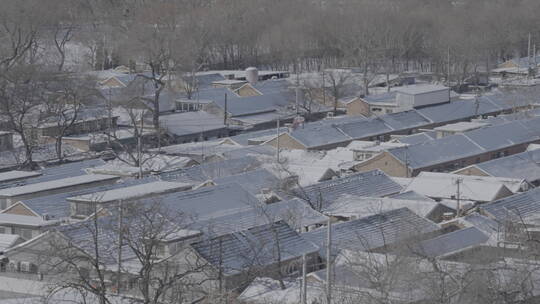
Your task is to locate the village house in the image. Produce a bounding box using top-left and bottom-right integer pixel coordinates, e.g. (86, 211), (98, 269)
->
(433, 121), (490, 138)
(67, 180), (192, 218)
(403, 172), (521, 206)
(453, 146), (540, 186)
(290, 169), (403, 211)
(302, 208), (440, 259)
(346, 84), (451, 116)
(353, 117), (540, 177)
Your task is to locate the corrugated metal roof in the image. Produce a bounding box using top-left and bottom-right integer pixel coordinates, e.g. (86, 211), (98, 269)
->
(0, 234), (20, 253)
(389, 190), (435, 201)
(293, 170), (402, 210)
(193, 198), (328, 237)
(55, 216), (136, 265)
(19, 177), (158, 219)
(191, 220), (318, 275)
(462, 213), (499, 236)
(474, 148), (540, 183)
(337, 118), (393, 140)
(379, 110), (431, 130)
(416, 97), (502, 123)
(362, 91), (397, 103)
(160, 156), (262, 183)
(0, 174), (119, 197)
(213, 169), (280, 195)
(396, 132), (436, 145)
(159, 182), (261, 220)
(389, 134), (484, 169)
(160, 112), (226, 137)
(302, 208), (439, 255)
(464, 118), (540, 151)
(481, 188), (540, 221)
(405, 172), (513, 202)
(67, 181), (191, 204)
(0, 159), (106, 190)
(288, 122), (351, 149)
(412, 227), (488, 257)
(395, 84), (448, 95)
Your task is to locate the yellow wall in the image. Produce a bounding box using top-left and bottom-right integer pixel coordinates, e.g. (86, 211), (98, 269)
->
(353, 152), (409, 177)
(265, 133), (307, 150)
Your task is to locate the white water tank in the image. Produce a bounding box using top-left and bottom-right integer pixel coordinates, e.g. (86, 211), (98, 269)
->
(246, 67), (258, 84)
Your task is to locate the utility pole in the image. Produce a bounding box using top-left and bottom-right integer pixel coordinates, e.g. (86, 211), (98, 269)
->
(528, 32), (532, 79)
(218, 237), (223, 302)
(322, 68), (326, 106)
(455, 177), (463, 217)
(301, 253), (307, 304)
(326, 218), (332, 304)
(276, 119), (280, 163)
(296, 61), (300, 116)
(404, 146), (409, 178)
(116, 200), (123, 294)
(447, 46), (451, 100)
(223, 93), (228, 126)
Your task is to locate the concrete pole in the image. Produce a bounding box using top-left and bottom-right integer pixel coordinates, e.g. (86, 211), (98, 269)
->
(326, 218), (332, 304)
(301, 253), (307, 304)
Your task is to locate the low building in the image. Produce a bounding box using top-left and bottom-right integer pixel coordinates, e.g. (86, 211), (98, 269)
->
(67, 181), (192, 218)
(160, 111), (230, 144)
(302, 208), (440, 258)
(346, 92), (397, 116)
(0, 174), (120, 210)
(353, 117), (540, 177)
(433, 121), (489, 138)
(348, 140), (408, 161)
(290, 169), (403, 211)
(394, 84), (450, 108)
(190, 220), (319, 291)
(453, 147), (540, 186)
(404, 172), (519, 204)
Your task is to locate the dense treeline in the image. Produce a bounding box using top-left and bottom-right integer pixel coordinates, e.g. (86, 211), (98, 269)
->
(2, 0), (540, 76)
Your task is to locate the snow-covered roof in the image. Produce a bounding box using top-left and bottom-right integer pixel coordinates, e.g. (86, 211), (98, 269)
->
(0, 159), (106, 190)
(0, 234), (20, 253)
(17, 177), (160, 219)
(0, 171), (42, 184)
(160, 156), (263, 183)
(193, 198), (328, 237)
(324, 195), (441, 219)
(390, 117), (540, 170)
(434, 121), (490, 133)
(67, 181), (191, 204)
(303, 208), (439, 257)
(191, 220), (318, 276)
(160, 111), (227, 137)
(395, 84), (448, 95)
(212, 168), (280, 195)
(157, 182), (262, 220)
(465, 148), (540, 183)
(0, 213), (59, 227)
(411, 227), (489, 257)
(481, 187), (540, 222)
(0, 174), (119, 197)
(405, 172), (515, 202)
(292, 170), (402, 210)
(347, 140), (407, 152)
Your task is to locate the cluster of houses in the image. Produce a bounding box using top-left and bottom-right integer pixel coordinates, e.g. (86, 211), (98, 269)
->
(1, 66), (540, 303)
